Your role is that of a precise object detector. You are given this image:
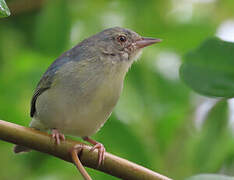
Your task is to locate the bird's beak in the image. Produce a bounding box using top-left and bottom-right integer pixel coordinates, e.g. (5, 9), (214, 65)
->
(135, 37), (162, 48)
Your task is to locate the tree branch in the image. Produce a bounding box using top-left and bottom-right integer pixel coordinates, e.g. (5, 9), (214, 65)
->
(0, 120), (172, 180)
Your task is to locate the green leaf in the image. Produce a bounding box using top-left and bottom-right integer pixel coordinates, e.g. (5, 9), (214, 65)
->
(185, 174), (234, 180)
(0, 0), (10, 18)
(180, 38), (234, 98)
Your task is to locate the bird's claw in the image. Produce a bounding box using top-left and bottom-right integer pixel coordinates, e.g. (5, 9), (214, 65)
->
(90, 143), (105, 167)
(51, 129), (65, 145)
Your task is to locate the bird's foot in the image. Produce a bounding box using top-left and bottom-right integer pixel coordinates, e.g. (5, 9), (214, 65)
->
(70, 144), (92, 180)
(51, 129), (65, 145)
(90, 143), (105, 167)
(83, 136), (106, 167)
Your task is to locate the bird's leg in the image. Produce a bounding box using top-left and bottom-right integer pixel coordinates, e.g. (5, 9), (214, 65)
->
(51, 128), (65, 145)
(51, 129), (92, 180)
(83, 136), (106, 167)
(70, 144), (92, 180)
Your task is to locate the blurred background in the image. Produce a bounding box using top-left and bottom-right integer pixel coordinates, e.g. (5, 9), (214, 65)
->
(0, 0), (234, 179)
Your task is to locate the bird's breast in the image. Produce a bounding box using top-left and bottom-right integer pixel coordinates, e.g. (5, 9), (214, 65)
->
(36, 59), (128, 137)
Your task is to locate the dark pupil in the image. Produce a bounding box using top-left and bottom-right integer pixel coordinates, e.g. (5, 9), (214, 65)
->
(119, 36), (126, 42)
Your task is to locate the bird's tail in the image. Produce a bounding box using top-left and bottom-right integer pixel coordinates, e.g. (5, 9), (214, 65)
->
(13, 145), (31, 154)
(13, 118), (47, 154)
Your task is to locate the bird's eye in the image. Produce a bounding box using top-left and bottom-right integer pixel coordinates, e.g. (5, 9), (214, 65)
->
(117, 35), (127, 43)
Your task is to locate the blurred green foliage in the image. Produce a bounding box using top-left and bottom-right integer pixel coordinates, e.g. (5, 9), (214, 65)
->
(0, 0), (234, 180)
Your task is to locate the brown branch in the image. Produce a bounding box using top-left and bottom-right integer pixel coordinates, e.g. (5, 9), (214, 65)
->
(0, 120), (172, 180)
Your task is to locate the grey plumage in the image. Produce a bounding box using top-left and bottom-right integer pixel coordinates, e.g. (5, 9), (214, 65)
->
(30, 27), (138, 118)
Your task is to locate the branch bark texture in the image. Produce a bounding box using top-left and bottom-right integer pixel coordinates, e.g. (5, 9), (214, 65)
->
(0, 120), (172, 180)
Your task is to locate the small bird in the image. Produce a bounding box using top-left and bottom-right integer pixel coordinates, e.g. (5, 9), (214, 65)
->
(14, 27), (161, 179)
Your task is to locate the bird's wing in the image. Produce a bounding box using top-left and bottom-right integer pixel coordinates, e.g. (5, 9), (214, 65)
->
(30, 39), (95, 118)
(30, 76), (52, 117)
(30, 56), (70, 117)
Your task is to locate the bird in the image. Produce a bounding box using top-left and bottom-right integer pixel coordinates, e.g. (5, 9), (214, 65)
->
(13, 27), (161, 179)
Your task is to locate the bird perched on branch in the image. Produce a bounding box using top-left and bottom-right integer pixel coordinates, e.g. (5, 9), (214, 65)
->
(14, 27), (161, 179)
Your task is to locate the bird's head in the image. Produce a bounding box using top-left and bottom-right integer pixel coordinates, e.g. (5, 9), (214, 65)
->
(90, 27), (161, 62)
